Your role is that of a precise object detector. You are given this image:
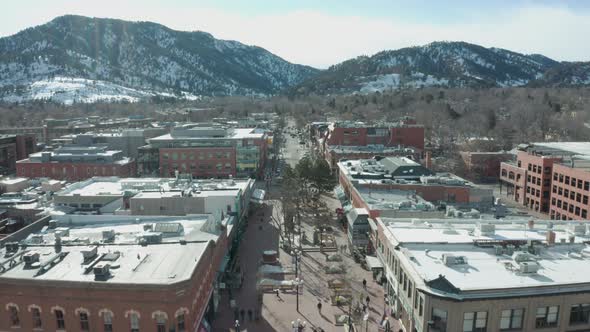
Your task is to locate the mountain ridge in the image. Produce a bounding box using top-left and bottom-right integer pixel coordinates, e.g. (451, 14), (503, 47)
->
(0, 15), (319, 103)
(293, 41), (590, 95)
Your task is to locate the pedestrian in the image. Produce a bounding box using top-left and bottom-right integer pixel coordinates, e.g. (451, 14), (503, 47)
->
(240, 309), (245, 321)
(362, 278), (367, 289)
(276, 288), (281, 298)
(317, 301), (322, 314)
(248, 309), (253, 321)
(366, 295), (371, 306)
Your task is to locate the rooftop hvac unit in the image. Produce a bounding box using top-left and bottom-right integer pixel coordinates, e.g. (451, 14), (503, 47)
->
(519, 261), (540, 274)
(54, 227), (70, 238)
(442, 254), (468, 266)
(81, 247), (98, 261)
(478, 224), (496, 236)
(102, 230), (116, 243)
(93, 263), (110, 277)
(5, 242), (19, 253)
(23, 251), (40, 265)
(137, 232), (162, 244)
(569, 224), (587, 236)
(512, 251), (534, 263)
(48, 220), (57, 229)
(29, 234), (44, 244)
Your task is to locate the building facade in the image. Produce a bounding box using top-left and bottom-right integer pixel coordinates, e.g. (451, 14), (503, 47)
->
(0, 134), (37, 174)
(371, 217), (590, 332)
(500, 142), (590, 219)
(16, 145), (136, 181)
(0, 215), (227, 332)
(144, 125), (267, 179)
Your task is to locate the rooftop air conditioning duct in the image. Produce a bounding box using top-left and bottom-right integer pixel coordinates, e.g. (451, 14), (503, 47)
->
(81, 247), (98, 261)
(93, 263), (110, 278)
(442, 254), (467, 266)
(23, 251), (40, 266)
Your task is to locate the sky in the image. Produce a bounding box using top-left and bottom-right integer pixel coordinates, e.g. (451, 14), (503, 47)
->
(1, 0), (590, 68)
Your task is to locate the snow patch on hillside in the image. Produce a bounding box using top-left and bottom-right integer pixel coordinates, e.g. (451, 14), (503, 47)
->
(1, 76), (200, 105)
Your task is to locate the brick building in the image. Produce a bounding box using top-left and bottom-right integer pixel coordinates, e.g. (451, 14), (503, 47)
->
(499, 142), (590, 219)
(0, 134), (37, 174)
(16, 145), (136, 181)
(314, 117), (425, 169)
(337, 157), (493, 211)
(143, 124), (267, 179)
(459, 151), (514, 183)
(0, 214), (227, 332)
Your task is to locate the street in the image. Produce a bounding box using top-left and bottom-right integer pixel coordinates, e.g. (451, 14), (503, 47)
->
(211, 121), (401, 331)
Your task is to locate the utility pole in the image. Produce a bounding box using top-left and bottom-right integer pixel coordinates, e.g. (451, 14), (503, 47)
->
(295, 249), (299, 312)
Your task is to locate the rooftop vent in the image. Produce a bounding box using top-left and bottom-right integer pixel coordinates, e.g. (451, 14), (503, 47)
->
(5, 242), (19, 253)
(137, 232), (162, 245)
(519, 261), (540, 274)
(478, 223), (496, 236)
(102, 230), (115, 243)
(512, 251), (535, 263)
(81, 246), (98, 261)
(23, 251), (40, 266)
(54, 227), (70, 238)
(93, 263), (110, 279)
(442, 254), (468, 266)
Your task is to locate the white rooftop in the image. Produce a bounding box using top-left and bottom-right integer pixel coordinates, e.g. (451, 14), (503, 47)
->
(531, 142), (590, 157)
(0, 215), (222, 285)
(381, 218), (590, 298)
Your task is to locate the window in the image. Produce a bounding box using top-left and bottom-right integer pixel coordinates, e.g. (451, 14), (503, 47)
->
(553, 185), (557, 193)
(576, 207), (581, 216)
(585, 181), (590, 191)
(30, 307), (43, 328)
(577, 193), (583, 203)
(558, 187), (563, 195)
(55, 309), (65, 329)
(8, 305), (19, 327)
(463, 311), (487, 332)
(565, 189), (569, 197)
(584, 195), (588, 204)
(583, 210), (588, 219)
(500, 308), (524, 330)
(103, 311), (113, 332)
(418, 297), (424, 317)
(578, 180), (584, 189)
(570, 304), (590, 325)
(559, 174), (564, 183)
(528, 164), (532, 171)
(536, 306), (559, 328)
(177, 313), (186, 332)
(532, 165), (537, 173)
(544, 166), (551, 174)
(130, 312), (140, 332)
(80, 312), (90, 331)
(155, 313), (166, 332)
(432, 309), (448, 332)
(553, 173), (558, 181)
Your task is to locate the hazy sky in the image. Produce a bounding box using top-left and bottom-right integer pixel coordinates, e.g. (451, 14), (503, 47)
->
(1, 0), (590, 68)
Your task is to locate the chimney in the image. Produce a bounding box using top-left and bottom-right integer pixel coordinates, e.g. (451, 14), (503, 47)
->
(546, 230), (556, 245)
(425, 150), (432, 169)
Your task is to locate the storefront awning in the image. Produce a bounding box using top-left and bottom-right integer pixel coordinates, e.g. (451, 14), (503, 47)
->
(365, 255), (383, 270)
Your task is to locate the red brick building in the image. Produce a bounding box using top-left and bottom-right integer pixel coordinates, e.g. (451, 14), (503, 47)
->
(0, 215), (227, 332)
(146, 125), (267, 179)
(316, 118), (425, 169)
(338, 157), (493, 210)
(323, 118), (424, 150)
(459, 151), (514, 183)
(16, 145), (136, 181)
(500, 142), (590, 219)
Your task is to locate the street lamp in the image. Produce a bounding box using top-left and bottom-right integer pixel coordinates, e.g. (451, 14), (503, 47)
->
(292, 249), (302, 312)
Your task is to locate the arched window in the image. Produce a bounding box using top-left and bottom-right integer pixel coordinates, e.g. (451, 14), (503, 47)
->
(175, 308), (189, 332)
(28, 305), (42, 328)
(125, 310), (141, 332)
(98, 309), (114, 332)
(75, 308), (90, 331)
(6, 303), (20, 327)
(51, 306), (66, 330)
(152, 311), (168, 332)
(508, 171), (515, 180)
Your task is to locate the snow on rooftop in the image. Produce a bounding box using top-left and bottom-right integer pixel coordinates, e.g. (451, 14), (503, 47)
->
(0, 216), (220, 285)
(381, 218), (590, 296)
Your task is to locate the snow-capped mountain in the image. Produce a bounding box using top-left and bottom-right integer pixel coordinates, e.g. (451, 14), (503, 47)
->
(0, 15), (319, 103)
(293, 41), (590, 94)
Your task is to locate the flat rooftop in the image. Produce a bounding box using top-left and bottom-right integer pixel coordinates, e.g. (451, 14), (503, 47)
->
(56, 177), (253, 198)
(357, 188), (435, 211)
(339, 158), (472, 187)
(527, 142), (590, 157)
(0, 215), (221, 285)
(380, 218), (590, 297)
(328, 145), (416, 154)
